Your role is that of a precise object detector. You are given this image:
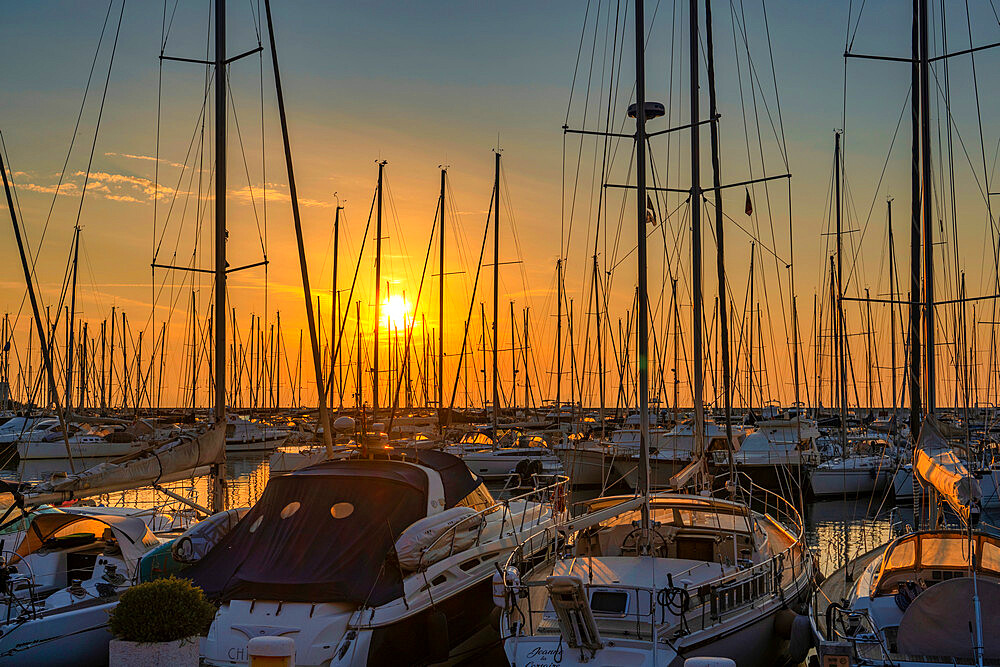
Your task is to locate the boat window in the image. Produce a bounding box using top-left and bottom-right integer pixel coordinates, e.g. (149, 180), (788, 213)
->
(454, 484), (495, 512)
(885, 538), (916, 570)
(981, 539), (1000, 573)
(590, 590), (629, 615)
(921, 536), (971, 569)
(280, 502), (301, 519)
(330, 502), (354, 519)
(248, 516), (263, 533)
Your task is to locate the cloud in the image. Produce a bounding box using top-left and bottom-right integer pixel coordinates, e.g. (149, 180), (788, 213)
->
(104, 152), (186, 169)
(11, 181), (79, 195)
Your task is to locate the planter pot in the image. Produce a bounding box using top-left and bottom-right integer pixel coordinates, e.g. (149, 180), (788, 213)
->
(109, 635), (200, 667)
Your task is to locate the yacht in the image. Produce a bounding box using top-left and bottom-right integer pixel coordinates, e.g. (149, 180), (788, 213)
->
(442, 429), (564, 485)
(0, 506), (161, 666)
(615, 419), (741, 489)
(195, 448), (567, 666)
(722, 410), (821, 490)
(225, 414), (288, 452)
(498, 490), (815, 666)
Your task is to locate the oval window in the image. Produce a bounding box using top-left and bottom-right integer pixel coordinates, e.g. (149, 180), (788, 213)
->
(330, 502), (354, 519)
(280, 502), (301, 519)
(248, 516), (263, 533)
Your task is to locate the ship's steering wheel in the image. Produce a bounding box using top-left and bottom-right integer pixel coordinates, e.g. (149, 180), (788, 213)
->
(620, 527), (669, 557)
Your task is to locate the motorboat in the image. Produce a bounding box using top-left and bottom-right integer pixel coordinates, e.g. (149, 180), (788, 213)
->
(195, 448), (567, 666)
(225, 415), (288, 453)
(442, 429), (564, 485)
(810, 454), (893, 498)
(723, 412), (820, 490)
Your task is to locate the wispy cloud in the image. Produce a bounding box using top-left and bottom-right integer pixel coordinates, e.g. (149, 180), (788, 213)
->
(104, 152), (185, 169)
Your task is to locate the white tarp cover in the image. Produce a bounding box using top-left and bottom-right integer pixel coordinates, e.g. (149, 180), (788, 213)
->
(394, 505), (482, 570)
(26, 423), (225, 503)
(897, 576), (1000, 659)
(914, 416), (981, 522)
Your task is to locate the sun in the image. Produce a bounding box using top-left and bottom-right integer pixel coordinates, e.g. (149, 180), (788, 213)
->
(383, 294), (410, 329)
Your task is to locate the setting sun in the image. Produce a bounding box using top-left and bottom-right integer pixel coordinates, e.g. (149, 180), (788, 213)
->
(383, 294), (410, 329)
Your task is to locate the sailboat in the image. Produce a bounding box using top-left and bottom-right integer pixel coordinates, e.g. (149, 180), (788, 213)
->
(0, 0), (240, 659)
(496, 1), (814, 664)
(813, 1), (999, 663)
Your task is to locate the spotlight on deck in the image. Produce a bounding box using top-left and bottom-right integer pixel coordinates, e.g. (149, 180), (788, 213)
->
(627, 101), (665, 119)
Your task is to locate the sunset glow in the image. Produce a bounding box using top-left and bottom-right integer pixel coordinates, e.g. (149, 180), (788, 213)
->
(383, 294), (410, 330)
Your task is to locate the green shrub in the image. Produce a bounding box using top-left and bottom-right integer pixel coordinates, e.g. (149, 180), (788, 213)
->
(108, 576), (216, 643)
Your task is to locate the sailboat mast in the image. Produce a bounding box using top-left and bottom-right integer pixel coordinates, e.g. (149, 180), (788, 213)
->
(374, 160), (386, 415)
(66, 224), (81, 413)
(633, 0), (651, 531)
(492, 151), (500, 443)
(556, 258), (562, 427)
(438, 167), (446, 434)
(212, 0), (228, 513)
(689, 0), (705, 461)
(330, 203), (341, 412)
(908, 0), (923, 433)
(918, 0), (934, 414)
(889, 202), (898, 438)
(704, 0), (735, 478)
(835, 132), (848, 458)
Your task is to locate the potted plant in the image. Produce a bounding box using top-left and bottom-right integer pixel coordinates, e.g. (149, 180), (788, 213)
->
(108, 576), (216, 666)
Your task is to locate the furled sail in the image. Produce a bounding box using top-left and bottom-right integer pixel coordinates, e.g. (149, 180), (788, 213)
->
(914, 416), (981, 523)
(23, 423), (225, 505)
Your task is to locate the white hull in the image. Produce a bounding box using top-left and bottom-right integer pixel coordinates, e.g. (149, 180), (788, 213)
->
(504, 601), (792, 667)
(553, 445), (613, 486)
(811, 468), (889, 497)
(0, 599), (117, 666)
(225, 435), (287, 453)
(17, 440), (137, 460)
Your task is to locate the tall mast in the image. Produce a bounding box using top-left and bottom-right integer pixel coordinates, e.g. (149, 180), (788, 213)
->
(556, 258), (563, 427)
(373, 160), (386, 415)
(835, 132), (848, 459)
(593, 255), (605, 436)
(438, 167), (446, 434)
(889, 201), (898, 439)
(634, 0), (652, 532)
(65, 224), (81, 413)
(1, 144), (77, 470)
(211, 0), (228, 512)
(704, 0), (735, 479)
(918, 0), (934, 414)
(264, 0), (333, 454)
(330, 203), (342, 412)
(908, 0), (923, 434)
(492, 150), (500, 444)
(689, 0), (705, 464)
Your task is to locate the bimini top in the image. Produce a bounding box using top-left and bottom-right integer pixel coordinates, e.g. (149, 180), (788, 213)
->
(185, 449), (484, 606)
(872, 529), (1000, 597)
(13, 510), (159, 578)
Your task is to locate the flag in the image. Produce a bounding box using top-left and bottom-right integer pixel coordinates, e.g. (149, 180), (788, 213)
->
(744, 188), (753, 216)
(645, 194), (657, 225)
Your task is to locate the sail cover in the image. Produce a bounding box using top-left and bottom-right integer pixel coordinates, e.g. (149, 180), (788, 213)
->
(184, 458), (431, 606)
(897, 576), (1000, 659)
(914, 416), (982, 523)
(25, 423), (225, 505)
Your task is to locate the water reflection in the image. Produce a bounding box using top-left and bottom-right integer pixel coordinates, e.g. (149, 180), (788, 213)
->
(3, 454), (273, 515)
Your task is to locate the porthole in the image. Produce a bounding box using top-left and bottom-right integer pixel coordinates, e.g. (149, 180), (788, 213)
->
(330, 502), (354, 519)
(248, 516), (263, 533)
(280, 502), (301, 519)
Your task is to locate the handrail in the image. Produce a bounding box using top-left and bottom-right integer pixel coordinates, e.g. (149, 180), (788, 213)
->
(415, 475), (569, 571)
